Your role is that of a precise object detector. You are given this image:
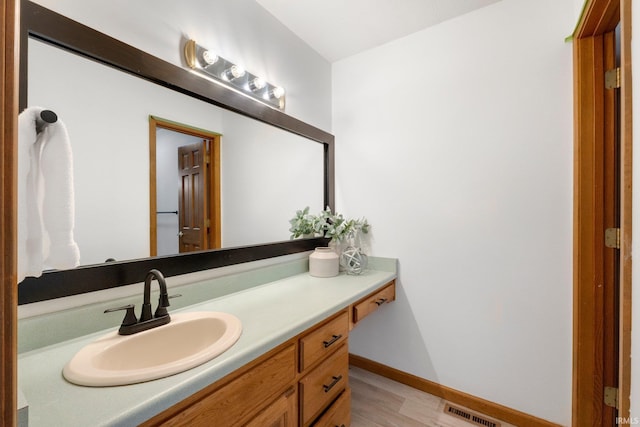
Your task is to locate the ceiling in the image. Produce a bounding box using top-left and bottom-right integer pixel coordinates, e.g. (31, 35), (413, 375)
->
(255, 0), (502, 62)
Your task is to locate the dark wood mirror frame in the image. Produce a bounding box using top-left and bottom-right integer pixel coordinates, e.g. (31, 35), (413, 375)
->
(17, 0), (334, 305)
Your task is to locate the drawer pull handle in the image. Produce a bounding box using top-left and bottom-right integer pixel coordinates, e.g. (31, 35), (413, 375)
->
(323, 334), (342, 348)
(323, 375), (343, 393)
(375, 298), (388, 306)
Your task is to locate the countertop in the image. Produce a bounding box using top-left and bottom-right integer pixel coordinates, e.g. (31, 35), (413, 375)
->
(18, 261), (396, 426)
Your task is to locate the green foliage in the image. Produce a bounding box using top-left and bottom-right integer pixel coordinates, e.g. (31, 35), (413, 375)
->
(289, 206), (369, 242)
(288, 206), (315, 238)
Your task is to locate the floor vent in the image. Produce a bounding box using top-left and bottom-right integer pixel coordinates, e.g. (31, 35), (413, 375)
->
(443, 403), (501, 427)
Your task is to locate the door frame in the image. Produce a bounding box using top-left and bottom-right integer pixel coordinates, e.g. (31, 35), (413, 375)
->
(572, 0), (632, 423)
(149, 116), (222, 256)
(1, 0), (19, 424)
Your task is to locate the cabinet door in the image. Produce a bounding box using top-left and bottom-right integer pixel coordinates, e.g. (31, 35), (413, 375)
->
(311, 388), (350, 427)
(299, 344), (349, 426)
(244, 387), (297, 427)
(150, 344), (296, 426)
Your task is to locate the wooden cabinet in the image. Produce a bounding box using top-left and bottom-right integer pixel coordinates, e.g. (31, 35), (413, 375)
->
(351, 280), (396, 327)
(143, 280), (395, 427)
(299, 311), (348, 372)
(297, 311), (349, 426)
(311, 388), (351, 427)
(299, 344), (348, 426)
(143, 344), (297, 426)
(244, 387), (297, 427)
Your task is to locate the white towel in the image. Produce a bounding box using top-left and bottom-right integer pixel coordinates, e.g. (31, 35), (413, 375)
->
(18, 107), (80, 283)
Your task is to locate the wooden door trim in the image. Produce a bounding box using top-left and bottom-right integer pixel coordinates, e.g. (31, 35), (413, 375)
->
(602, 28), (619, 424)
(618, 0), (632, 417)
(149, 116), (222, 256)
(209, 136), (221, 248)
(1, 0), (19, 424)
(573, 31), (606, 425)
(574, 0), (620, 38)
(149, 119), (158, 256)
(572, 0), (632, 423)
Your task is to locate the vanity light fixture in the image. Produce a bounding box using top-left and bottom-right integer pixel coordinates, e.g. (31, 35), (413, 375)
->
(223, 64), (245, 81)
(201, 50), (218, 65)
(184, 39), (285, 110)
(269, 86), (285, 100)
(249, 77), (266, 92)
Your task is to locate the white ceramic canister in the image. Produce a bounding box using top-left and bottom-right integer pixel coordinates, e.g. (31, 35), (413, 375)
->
(309, 247), (339, 277)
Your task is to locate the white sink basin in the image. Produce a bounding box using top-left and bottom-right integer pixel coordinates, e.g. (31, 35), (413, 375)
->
(63, 311), (242, 387)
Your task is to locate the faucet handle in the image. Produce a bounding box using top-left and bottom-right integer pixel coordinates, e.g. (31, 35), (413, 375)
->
(104, 304), (138, 327)
(154, 294), (181, 318)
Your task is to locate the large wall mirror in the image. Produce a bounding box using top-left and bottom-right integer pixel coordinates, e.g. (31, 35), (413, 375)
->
(18, 0), (334, 304)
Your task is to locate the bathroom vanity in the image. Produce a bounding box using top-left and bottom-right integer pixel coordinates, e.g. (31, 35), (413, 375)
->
(18, 257), (397, 426)
(144, 281), (395, 427)
(14, 3), (393, 426)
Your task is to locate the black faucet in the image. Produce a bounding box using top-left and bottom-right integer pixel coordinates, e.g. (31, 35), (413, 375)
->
(104, 269), (172, 335)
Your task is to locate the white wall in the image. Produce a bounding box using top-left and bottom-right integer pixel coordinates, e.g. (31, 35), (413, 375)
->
(220, 112), (325, 247)
(31, 0), (332, 130)
(333, 0), (574, 424)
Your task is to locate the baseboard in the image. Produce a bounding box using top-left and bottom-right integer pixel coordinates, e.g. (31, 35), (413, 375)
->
(349, 353), (563, 427)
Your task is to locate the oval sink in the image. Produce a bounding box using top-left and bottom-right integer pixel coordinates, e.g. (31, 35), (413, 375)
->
(63, 311), (242, 387)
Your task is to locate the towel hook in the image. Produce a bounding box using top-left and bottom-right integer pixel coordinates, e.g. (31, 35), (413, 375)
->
(35, 109), (58, 133)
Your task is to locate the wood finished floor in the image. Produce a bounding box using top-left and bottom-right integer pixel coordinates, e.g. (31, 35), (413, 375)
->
(349, 366), (517, 427)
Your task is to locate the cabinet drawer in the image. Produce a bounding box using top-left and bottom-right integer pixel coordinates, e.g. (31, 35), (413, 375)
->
(300, 311), (348, 372)
(299, 344), (349, 426)
(311, 387), (351, 427)
(352, 281), (395, 324)
(159, 344), (296, 426)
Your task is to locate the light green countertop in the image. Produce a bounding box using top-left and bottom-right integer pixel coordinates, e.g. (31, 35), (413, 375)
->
(18, 259), (396, 426)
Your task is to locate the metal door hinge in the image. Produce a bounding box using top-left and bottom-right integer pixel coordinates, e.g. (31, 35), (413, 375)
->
(206, 219), (211, 228)
(605, 67), (621, 89)
(605, 227), (620, 249)
(604, 386), (618, 409)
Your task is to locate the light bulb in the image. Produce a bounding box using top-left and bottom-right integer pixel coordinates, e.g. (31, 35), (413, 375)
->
(270, 86), (285, 99)
(249, 77), (266, 91)
(201, 50), (218, 65)
(223, 65), (245, 80)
